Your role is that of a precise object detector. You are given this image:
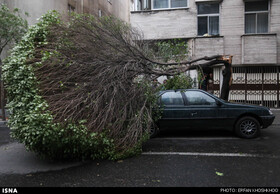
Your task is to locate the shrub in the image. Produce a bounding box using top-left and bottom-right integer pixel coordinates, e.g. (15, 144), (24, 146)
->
(2, 11), (119, 160)
(163, 74), (193, 90)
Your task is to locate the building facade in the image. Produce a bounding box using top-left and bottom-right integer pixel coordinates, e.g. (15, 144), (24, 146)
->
(0, 0), (130, 116)
(0, 0), (130, 61)
(131, 0), (280, 108)
(0, 0), (130, 25)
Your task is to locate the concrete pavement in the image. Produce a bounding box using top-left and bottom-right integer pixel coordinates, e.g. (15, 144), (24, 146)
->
(0, 143), (84, 175)
(271, 108), (280, 125)
(0, 122), (86, 175)
(0, 109), (279, 178)
(1, 125), (280, 187)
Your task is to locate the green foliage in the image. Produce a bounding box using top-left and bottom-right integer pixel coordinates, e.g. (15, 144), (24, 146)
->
(3, 11), (117, 160)
(155, 39), (188, 63)
(163, 74), (193, 90)
(0, 4), (28, 54)
(196, 69), (203, 88)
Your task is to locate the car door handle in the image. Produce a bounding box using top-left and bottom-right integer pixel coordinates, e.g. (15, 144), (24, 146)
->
(191, 112), (197, 116)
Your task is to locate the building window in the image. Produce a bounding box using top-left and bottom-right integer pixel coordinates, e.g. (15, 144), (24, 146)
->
(245, 1), (269, 34)
(98, 9), (102, 17)
(68, 4), (75, 14)
(153, 0), (188, 10)
(133, 0), (152, 11)
(171, 0), (188, 8)
(132, 0), (187, 11)
(197, 2), (220, 36)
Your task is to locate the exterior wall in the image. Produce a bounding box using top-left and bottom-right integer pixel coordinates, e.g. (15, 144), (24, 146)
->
(192, 36), (224, 59)
(270, 0), (280, 64)
(0, 0), (130, 58)
(131, 8), (196, 40)
(130, 0), (280, 66)
(86, 0), (130, 22)
(1, 0), (70, 25)
(0, 0), (130, 25)
(242, 34), (277, 64)
(219, 0), (244, 65)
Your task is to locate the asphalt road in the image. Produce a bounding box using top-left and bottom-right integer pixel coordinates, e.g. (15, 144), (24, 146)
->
(0, 124), (279, 187)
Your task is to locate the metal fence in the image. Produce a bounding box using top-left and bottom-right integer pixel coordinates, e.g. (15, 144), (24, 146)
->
(213, 66), (280, 108)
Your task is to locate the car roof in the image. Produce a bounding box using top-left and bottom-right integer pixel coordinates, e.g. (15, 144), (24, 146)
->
(158, 89), (203, 96)
(160, 89), (203, 93)
(158, 89), (223, 101)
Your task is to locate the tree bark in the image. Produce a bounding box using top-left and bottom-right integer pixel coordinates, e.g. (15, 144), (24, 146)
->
(219, 56), (233, 101)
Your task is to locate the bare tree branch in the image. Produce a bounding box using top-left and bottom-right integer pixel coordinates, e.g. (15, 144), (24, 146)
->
(28, 14), (232, 153)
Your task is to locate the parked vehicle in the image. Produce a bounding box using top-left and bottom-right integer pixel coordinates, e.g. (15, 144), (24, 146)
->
(151, 89), (275, 138)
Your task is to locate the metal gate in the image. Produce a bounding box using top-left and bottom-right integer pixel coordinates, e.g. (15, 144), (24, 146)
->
(213, 66), (280, 108)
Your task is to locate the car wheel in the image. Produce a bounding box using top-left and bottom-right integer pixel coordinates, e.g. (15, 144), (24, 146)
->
(235, 116), (260, 139)
(149, 123), (159, 138)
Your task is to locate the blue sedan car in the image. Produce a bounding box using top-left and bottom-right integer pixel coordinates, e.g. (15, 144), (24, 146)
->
(152, 89), (275, 138)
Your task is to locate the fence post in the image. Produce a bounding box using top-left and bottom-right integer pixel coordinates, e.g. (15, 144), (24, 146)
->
(277, 67), (279, 108)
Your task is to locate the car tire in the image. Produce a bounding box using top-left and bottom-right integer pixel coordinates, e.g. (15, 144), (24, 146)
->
(149, 123), (159, 138)
(234, 116), (260, 139)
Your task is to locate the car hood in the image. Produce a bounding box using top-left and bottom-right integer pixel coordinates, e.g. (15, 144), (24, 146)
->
(224, 102), (269, 110)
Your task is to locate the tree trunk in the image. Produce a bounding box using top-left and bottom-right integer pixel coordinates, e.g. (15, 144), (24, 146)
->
(220, 57), (233, 101)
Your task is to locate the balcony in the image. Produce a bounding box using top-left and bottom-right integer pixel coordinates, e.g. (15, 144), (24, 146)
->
(192, 36), (224, 59)
(242, 33), (277, 65)
(130, 9), (196, 40)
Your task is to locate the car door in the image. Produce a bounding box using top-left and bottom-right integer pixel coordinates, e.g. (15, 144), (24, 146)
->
(158, 91), (187, 130)
(183, 90), (225, 129)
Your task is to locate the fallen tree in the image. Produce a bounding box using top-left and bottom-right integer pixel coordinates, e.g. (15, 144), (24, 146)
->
(3, 11), (232, 160)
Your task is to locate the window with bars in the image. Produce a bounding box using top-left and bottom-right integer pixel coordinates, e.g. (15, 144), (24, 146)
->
(245, 1), (269, 34)
(197, 2), (220, 36)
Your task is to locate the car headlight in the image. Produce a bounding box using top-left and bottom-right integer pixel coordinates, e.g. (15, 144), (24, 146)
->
(268, 109), (273, 115)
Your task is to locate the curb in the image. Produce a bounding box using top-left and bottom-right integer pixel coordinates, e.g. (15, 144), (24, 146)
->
(0, 121), (7, 127)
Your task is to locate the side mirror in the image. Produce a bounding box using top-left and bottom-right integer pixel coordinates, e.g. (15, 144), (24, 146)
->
(216, 100), (222, 106)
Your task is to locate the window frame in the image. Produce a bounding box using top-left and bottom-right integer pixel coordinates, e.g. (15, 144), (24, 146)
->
(152, 0), (189, 10)
(160, 91), (186, 107)
(68, 4), (75, 14)
(197, 2), (220, 36)
(244, 0), (270, 34)
(183, 90), (217, 106)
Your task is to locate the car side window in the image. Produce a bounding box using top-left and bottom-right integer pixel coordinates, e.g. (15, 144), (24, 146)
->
(161, 91), (184, 106)
(184, 91), (216, 106)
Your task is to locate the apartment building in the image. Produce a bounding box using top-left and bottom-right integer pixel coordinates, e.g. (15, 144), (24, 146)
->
(130, 0), (280, 107)
(0, 0), (130, 61)
(0, 0), (130, 25)
(0, 0), (130, 115)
